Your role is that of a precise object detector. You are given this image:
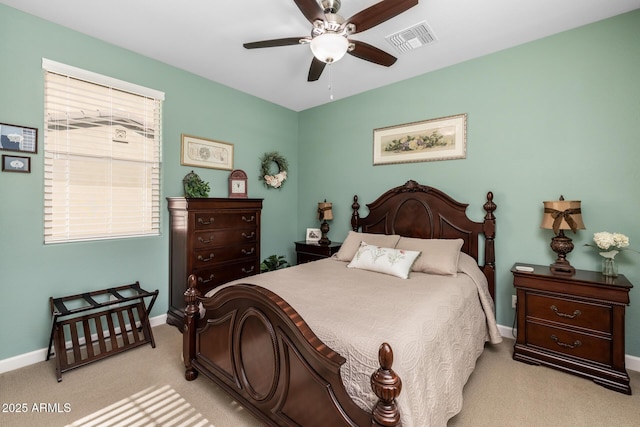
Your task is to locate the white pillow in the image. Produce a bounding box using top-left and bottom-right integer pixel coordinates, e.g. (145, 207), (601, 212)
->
(333, 231), (401, 261)
(395, 237), (463, 276)
(347, 242), (421, 279)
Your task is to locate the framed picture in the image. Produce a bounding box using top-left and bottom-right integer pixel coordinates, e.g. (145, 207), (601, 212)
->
(306, 228), (321, 243)
(373, 114), (467, 165)
(0, 122), (38, 154)
(2, 155), (31, 173)
(181, 134), (234, 170)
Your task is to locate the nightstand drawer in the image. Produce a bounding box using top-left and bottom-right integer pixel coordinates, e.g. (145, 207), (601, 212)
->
(526, 322), (611, 366)
(295, 241), (342, 264)
(526, 293), (611, 333)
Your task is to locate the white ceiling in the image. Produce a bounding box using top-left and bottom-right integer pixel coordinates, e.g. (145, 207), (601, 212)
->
(4, 0), (639, 111)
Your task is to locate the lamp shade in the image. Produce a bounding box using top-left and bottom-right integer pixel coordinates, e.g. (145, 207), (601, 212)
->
(310, 33), (349, 64)
(541, 199), (585, 234)
(318, 201), (333, 221)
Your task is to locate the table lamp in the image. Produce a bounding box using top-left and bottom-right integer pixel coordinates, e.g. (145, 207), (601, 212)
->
(317, 200), (333, 245)
(540, 196), (585, 275)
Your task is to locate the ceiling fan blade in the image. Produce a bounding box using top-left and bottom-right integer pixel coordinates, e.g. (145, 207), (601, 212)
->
(346, 0), (418, 34)
(244, 37), (307, 49)
(348, 40), (397, 67)
(294, 0), (326, 24)
(308, 57), (326, 81)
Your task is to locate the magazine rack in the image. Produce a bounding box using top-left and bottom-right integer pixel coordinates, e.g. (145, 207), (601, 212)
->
(47, 282), (158, 381)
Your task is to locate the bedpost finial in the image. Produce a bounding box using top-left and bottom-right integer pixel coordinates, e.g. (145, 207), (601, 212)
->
(483, 191), (496, 220)
(378, 342), (393, 369)
(371, 342), (402, 426)
(184, 274), (200, 316)
(351, 195), (361, 231)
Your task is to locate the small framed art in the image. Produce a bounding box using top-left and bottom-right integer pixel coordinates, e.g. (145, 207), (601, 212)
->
(181, 134), (234, 170)
(0, 122), (38, 154)
(306, 228), (321, 243)
(2, 155), (31, 173)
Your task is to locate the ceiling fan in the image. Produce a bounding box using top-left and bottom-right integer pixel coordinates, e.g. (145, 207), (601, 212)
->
(243, 0), (419, 82)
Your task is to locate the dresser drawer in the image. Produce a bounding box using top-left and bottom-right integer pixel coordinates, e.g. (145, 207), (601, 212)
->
(193, 227), (258, 248)
(194, 259), (259, 295)
(526, 293), (611, 333)
(194, 211), (259, 230)
(526, 322), (612, 366)
(193, 243), (258, 268)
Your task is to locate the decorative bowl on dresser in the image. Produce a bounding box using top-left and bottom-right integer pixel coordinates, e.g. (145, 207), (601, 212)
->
(167, 197), (263, 329)
(512, 263), (633, 394)
(295, 240), (342, 264)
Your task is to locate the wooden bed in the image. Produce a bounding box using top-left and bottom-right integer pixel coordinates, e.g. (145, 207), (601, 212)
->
(183, 180), (497, 426)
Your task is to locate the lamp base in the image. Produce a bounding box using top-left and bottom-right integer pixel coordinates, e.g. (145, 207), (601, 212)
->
(549, 230), (575, 276)
(319, 220), (331, 245)
(550, 260), (575, 276)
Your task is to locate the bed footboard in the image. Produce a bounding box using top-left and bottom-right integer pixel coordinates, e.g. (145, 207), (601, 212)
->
(183, 274), (402, 427)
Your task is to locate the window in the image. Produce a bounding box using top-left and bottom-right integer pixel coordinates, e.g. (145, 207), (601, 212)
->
(43, 59), (164, 243)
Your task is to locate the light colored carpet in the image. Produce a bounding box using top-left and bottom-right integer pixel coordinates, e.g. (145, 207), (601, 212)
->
(0, 324), (261, 427)
(448, 337), (640, 427)
(1, 324), (638, 426)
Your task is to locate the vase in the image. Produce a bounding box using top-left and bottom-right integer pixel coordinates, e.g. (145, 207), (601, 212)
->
(601, 257), (618, 277)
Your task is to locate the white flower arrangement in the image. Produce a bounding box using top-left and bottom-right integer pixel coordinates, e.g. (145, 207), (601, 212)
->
(264, 171), (287, 188)
(585, 232), (637, 259)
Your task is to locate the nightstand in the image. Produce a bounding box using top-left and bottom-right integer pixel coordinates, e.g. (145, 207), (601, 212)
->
(295, 241), (342, 264)
(512, 263), (633, 394)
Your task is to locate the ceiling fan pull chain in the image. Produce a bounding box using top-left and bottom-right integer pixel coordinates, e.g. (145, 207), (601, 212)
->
(328, 64), (334, 100)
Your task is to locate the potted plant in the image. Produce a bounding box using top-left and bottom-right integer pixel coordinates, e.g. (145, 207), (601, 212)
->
(260, 255), (290, 273)
(183, 171), (210, 198)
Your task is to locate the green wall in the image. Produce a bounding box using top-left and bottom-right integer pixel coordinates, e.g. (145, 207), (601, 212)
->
(0, 5), (299, 360)
(1, 5), (639, 362)
(298, 10), (640, 357)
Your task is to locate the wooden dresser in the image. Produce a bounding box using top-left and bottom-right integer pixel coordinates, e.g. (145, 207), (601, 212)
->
(167, 197), (263, 328)
(512, 263), (633, 394)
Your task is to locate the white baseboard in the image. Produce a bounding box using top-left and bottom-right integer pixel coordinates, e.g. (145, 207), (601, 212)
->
(498, 323), (640, 373)
(0, 314), (167, 375)
(2, 317), (638, 375)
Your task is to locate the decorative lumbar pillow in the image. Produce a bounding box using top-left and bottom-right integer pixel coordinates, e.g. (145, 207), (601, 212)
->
(333, 231), (401, 262)
(347, 242), (421, 279)
(395, 237), (464, 276)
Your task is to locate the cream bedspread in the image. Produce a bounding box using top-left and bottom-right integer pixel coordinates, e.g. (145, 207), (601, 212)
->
(210, 253), (501, 427)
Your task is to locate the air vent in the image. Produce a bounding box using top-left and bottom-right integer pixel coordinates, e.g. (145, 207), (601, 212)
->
(385, 21), (437, 53)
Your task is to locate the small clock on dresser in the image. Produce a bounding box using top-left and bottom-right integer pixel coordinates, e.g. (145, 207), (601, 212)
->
(228, 169), (248, 198)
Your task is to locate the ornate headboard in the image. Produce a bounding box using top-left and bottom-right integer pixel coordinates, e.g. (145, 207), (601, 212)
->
(351, 180), (497, 299)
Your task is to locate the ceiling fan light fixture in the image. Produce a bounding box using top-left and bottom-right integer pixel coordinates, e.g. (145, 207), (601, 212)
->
(310, 33), (349, 64)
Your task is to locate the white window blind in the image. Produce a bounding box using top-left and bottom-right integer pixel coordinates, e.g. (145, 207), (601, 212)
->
(43, 59), (163, 244)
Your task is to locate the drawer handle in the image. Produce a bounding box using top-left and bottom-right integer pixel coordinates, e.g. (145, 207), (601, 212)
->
(242, 266), (255, 274)
(197, 253), (215, 262)
(198, 217), (214, 225)
(550, 305), (581, 319)
(198, 274), (215, 284)
(197, 235), (214, 244)
(551, 335), (582, 349)
(242, 232), (255, 239)
(241, 248), (255, 255)
(242, 215), (255, 222)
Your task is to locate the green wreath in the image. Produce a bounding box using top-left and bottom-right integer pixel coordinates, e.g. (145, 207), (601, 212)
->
(260, 152), (289, 189)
